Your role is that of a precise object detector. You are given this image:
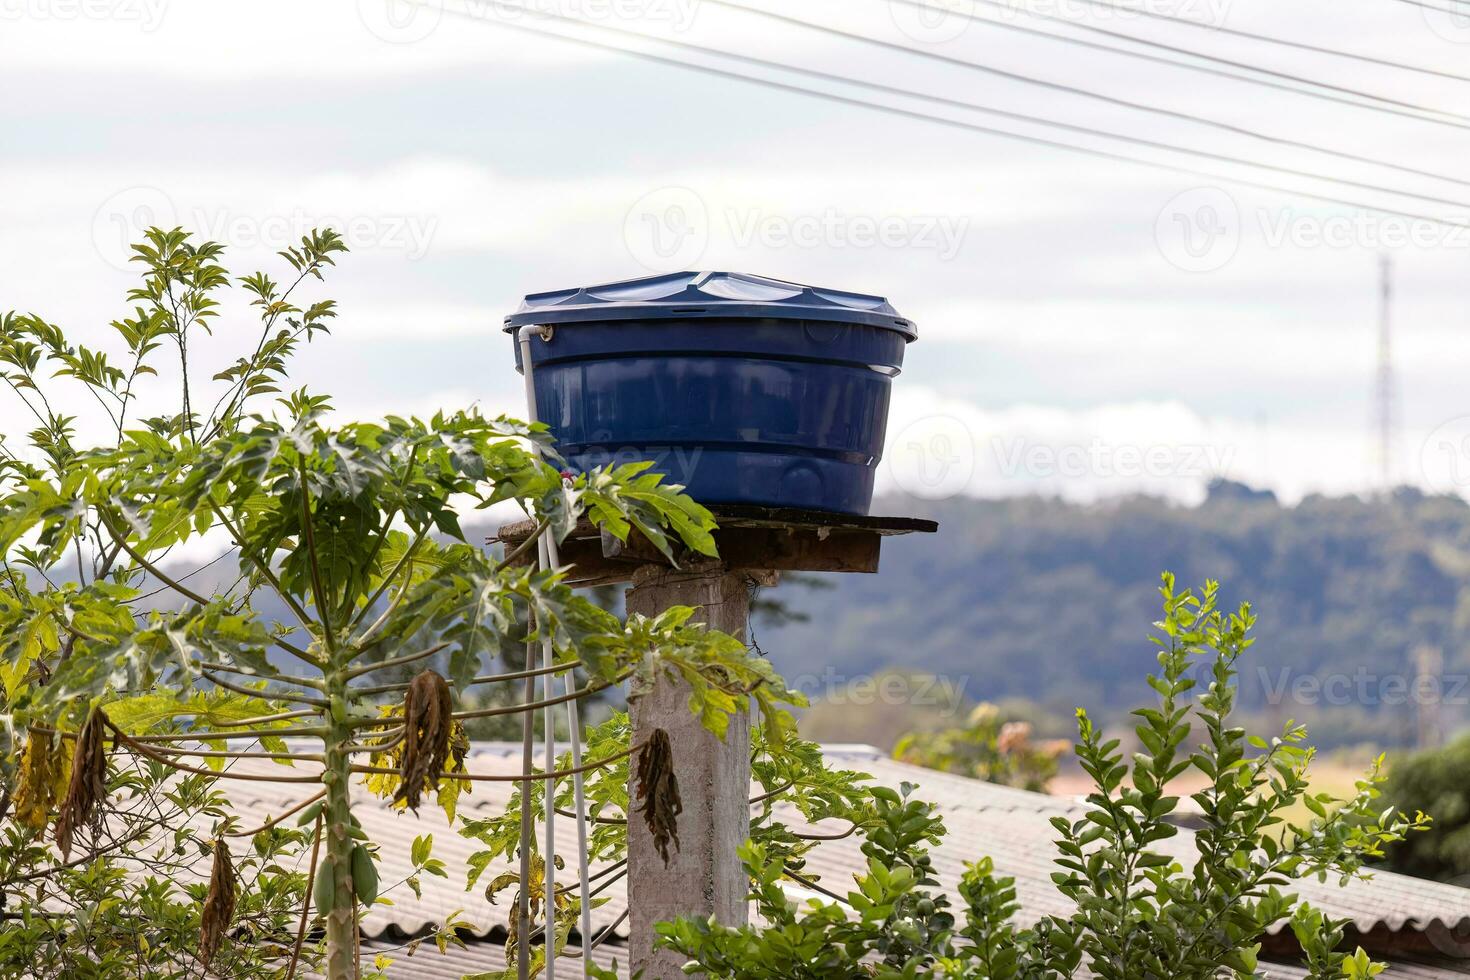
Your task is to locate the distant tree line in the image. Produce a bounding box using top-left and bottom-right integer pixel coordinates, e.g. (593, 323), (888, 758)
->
(767, 480), (1470, 752)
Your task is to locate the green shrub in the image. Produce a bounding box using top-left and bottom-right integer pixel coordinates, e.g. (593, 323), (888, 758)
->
(1379, 733), (1470, 882)
(656, 576), (1429, 980)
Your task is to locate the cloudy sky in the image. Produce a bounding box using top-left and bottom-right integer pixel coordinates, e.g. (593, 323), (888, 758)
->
(4, 0), (1469, 506)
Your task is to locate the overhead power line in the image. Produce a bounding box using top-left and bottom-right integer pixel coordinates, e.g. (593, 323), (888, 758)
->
(1039, 0), (1470, 84)
(886, 0), (1470, 123)
(437, 1), (1470, 231)
(910, 0), (1470, 105)
(720, 0), (1470, 133)
(1388, 0), (1470, 14)
(854, 1), (1470, 186)
(432, 2), (1470, 208)
(699, 27), (1470, 208)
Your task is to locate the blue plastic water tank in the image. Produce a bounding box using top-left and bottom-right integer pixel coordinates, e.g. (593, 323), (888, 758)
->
(504, 271), (916, 515)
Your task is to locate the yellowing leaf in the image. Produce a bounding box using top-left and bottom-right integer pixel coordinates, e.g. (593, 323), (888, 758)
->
(12, 730), (69, 831)
(359, 704), (472, 821)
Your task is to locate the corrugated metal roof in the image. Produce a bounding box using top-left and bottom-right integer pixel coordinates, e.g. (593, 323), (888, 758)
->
(322, 943), (1468, 979)
(209, 743), (1470, 978)
(313, 943), (1470, 979)
(305, 940), (631, 979)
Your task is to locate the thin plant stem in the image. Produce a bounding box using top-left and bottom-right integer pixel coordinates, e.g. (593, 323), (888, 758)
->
(342, 641), (448, 682)
(212, 709), (319, 728)
(202, 671), (327, 707)
(348, 671), (630, 729)
(108, 724), (321, 783)
(353, 658), (582, 697)
(143, 744), (323, 764)
(30, 724), (328, 744)
(349, 742), (638, 783)
(225, 791), (327, 838)
(195, 661), (325, 691)
(284, 811), (324, 980)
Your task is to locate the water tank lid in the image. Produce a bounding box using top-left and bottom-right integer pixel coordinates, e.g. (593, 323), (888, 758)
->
(503, 271), (916, 339)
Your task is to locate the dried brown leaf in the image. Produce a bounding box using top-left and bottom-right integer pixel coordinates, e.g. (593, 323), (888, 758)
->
(395, 670), (453, 812)
(635, 727), (682, 866)
(198, 838), (237, 969)
(55, 708), (109, 861)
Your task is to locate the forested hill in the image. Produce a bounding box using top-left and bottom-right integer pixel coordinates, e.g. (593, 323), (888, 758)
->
(761, 482), (1470, 749)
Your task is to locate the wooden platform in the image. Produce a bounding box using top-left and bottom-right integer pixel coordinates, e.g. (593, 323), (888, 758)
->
(494, 504), (938, 586)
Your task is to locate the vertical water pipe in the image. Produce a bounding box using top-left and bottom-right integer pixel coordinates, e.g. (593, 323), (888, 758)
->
(517, 325), (595, 973)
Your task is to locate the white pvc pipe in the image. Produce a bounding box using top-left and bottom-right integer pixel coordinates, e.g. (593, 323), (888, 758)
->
(517, 326), (595, 972)
(545, 527), (596, 960)
(539, 537), (558, 980)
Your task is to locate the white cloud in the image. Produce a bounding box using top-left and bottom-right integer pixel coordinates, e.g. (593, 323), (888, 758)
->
(914, 296), (1470, 381)
(878, 386), (1404, 505)
(331, 384), (523, 421)
(0, 0), (857, 78)
(0, 0), (591, 76)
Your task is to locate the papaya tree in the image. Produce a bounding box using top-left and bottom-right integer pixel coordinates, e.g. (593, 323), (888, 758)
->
(0, 228), (799, 979)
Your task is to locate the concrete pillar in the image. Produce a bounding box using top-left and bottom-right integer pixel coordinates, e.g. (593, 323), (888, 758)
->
(625, 561), (760, 979)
